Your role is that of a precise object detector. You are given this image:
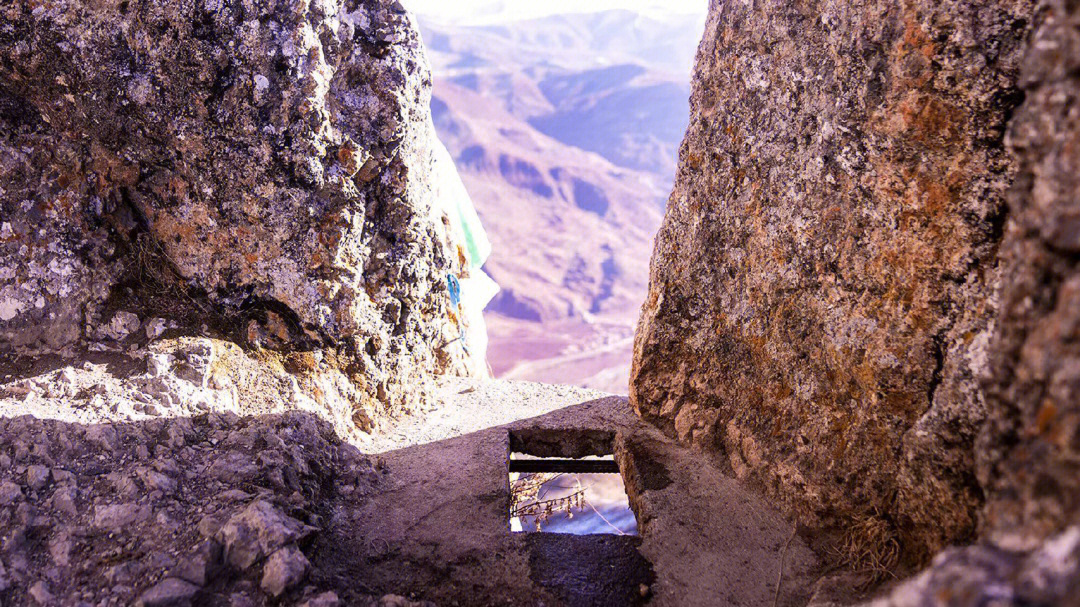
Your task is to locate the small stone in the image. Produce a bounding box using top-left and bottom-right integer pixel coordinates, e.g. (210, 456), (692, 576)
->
(51, 468), (76, 485)
(145, 318), (168, 340)
(93, 503), (151, 531)
(229, 591), (258, 607)
(377, 595), (426, 607)
(101, 311), (141, 341)
(26, 464), (50, 490)
(136, 577), (200, 607)
(49, 535), (72, 567)
(0, 479), (23, 505)
(297, 591), (339, 607)
(172, 539), (222, 586)
(29, 580), (54, 605)
(198, 514), (224, 539)
(216, 489), (252, 502)
(85, 424), (119, 452)
(138, 468), (176, 494)
(53, 487), (78, 518)
(260, 545), (309, 597)
(217, 500), (308, 569)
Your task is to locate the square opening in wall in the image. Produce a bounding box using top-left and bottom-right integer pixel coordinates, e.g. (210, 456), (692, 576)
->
(508, 429), (638, 536)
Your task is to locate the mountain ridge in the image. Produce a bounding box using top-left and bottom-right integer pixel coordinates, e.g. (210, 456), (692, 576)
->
(419, 9), (704, 392)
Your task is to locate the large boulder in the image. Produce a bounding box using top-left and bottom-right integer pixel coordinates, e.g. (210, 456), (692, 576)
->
(0, 0), (485, 407)
(979, 0), (1080, 553)
(632, 0), (1036, 565)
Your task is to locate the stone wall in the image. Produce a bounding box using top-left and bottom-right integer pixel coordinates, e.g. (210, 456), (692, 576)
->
(631, 0), (1038, 566)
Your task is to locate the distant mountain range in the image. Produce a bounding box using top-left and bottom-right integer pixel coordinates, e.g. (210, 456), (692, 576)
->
(419, 10), (705, 393)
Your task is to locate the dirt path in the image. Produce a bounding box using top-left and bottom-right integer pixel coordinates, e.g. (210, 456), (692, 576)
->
(326, 378), (822, 606)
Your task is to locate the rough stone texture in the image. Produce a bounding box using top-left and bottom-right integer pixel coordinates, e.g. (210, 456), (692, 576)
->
(0, 409), (382, 606)
(260, 545), (310, 597)
(979, 0), (1080, 553)
(0, 89), (128, 354)
(859, 526), (1080, 607)
(863, 3), (1080, 600)
(0, 334), (408, 443)
(0, 0), (484, 414)
(631, 0), (1036, 565)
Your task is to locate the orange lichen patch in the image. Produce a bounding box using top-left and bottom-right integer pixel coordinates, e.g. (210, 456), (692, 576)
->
(771, 245), (787, 264)
(456, 244), (468, 269)
(55, 167), (83, 189)
(264, 311), (291, 343)
(317, 225), (344, 249)
(284, 351), (319, 376)
(308, 249), (327, 270)
(337, 142), (363, 176)
(1035, 401), (1058, 436)
(90, 142), (138, 188)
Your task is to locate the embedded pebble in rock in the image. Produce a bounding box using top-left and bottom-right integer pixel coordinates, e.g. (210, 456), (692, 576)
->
(261, 545), (311, 597)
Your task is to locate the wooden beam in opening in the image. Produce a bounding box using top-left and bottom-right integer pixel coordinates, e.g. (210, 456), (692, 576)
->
(509, 459), (620, 474)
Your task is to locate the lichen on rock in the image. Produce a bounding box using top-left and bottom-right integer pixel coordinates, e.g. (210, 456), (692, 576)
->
(979, 0), (1080, 555)
(0, 0), (487, 416)
(632, 0), (1038, 566)
(0, 89), (129, 355)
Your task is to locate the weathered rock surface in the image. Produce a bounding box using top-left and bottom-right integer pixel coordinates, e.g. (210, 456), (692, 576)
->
(0, 89), (128, 354)
(632, 0), (1037, 566)
(979, 0), (1080, 553)
(0, 0), (496, 602)
(0, 0), (485, 415)
(861, 526), (1080, 606)
(865, 4), (1080, 599)
(0, 409), (381, 605)
(871, 2), (1080, 600)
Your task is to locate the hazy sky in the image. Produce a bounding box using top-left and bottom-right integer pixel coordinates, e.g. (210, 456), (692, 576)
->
(402, 0), (706, 22)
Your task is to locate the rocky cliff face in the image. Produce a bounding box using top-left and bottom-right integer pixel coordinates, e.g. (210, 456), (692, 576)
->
(869, 9), (1080, 565)
(0, 0), (487, 603)
(633, 0), (1037, 566)
(636, 0), (1080, 597)
(979, 0), (1080, 555)
(0, 0), (484, 418)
